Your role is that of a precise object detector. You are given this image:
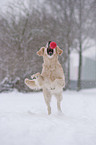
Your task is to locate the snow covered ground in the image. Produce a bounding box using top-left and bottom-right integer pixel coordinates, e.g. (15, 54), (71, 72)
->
(0, 89), (96, 145)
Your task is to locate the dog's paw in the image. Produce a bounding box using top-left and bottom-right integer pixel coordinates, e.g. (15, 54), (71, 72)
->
(24, 78), (30, 85)
(24, 78), (37, 89)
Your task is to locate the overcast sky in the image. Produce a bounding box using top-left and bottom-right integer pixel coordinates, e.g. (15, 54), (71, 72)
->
(0, 0), (9, 6)
(0, 0), (11, 9)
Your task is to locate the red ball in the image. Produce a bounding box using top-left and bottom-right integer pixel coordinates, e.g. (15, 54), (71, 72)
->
(50, 42), (57, 49)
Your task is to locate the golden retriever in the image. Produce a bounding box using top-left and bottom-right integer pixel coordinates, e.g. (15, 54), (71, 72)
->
(25, 41), (65, 115)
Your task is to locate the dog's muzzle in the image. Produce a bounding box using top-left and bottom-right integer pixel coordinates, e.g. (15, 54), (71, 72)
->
(47, 48), (54, 56)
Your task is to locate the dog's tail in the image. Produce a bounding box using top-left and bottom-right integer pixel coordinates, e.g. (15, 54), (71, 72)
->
(25, 78), (41, 90)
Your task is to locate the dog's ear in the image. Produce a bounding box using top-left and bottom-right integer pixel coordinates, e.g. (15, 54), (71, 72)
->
(56, 46), (63, 55)
(37, 47), (45, 56)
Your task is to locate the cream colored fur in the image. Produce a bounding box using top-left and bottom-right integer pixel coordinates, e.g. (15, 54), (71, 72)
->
(25, 45), (65, 115)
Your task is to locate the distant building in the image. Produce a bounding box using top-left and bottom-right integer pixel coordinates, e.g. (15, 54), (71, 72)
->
(70, 53), (96, 81)
(82, 57), (96, 81)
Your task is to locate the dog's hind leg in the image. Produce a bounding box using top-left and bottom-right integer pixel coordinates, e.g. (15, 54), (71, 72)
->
(55, 93), (63, 112)
(43, 88), (52, 115)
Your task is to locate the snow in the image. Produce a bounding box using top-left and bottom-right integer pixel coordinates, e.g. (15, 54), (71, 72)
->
(0, 89), (96, 145)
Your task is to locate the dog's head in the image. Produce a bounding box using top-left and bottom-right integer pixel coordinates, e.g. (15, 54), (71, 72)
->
(37, 41), (63, 58)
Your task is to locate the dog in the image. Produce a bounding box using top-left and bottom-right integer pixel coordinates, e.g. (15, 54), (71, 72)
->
(25, 41), (65, 115)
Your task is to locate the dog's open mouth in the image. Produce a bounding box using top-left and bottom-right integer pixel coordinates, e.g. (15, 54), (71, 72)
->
(47, 48), (54, 56)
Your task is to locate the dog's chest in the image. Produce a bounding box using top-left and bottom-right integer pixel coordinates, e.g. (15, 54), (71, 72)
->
(42, 64), (60, 81)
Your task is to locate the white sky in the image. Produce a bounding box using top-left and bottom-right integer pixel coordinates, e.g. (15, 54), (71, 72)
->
(0, 0), (10, 7)
(0, 0), (12, 10)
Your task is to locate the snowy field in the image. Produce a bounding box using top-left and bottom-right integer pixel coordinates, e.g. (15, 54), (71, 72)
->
(0, 89), (96, 145)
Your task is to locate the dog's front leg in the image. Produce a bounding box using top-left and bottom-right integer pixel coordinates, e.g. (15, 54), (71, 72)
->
(43, 88), (52, 115)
